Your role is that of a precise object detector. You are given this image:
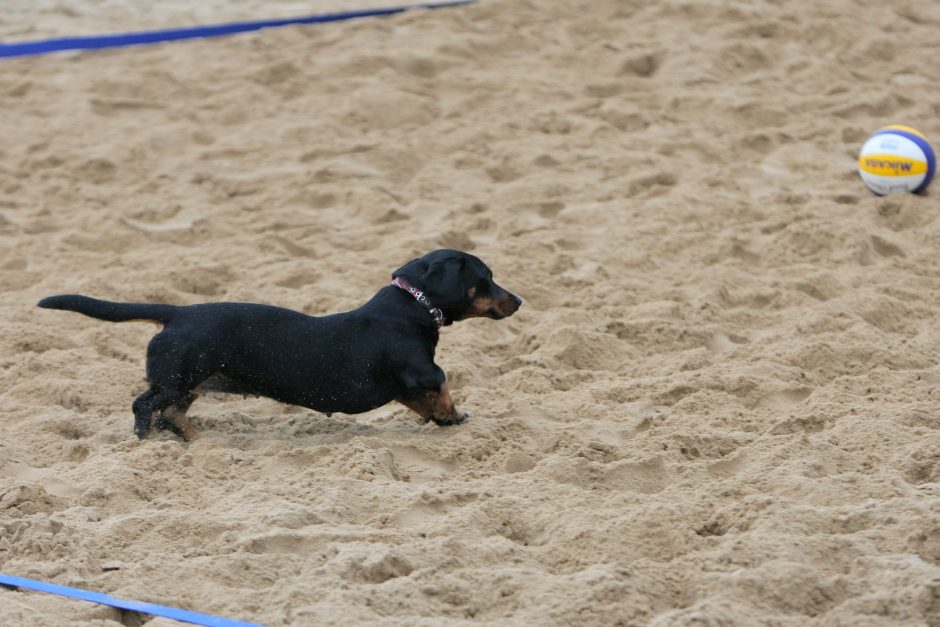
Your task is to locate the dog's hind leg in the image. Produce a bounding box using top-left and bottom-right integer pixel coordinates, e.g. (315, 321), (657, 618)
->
(137, 330), (219, 440)
(132, 387), (158, 438)
(132, 385), (193, 440)
(155, 392), (199, 441)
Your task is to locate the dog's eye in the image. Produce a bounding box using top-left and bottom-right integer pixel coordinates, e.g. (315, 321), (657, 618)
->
(474, 279), (491, 295)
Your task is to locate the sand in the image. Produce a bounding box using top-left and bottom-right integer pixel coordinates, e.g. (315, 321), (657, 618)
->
(1, 0), (940, 625)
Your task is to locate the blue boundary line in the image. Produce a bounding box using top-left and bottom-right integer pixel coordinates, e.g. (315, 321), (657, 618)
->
(0, 573), (265, 627)
(0, 0), (476, 59)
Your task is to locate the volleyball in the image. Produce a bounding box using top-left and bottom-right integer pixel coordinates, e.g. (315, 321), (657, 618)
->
(858, 125), (935, 196)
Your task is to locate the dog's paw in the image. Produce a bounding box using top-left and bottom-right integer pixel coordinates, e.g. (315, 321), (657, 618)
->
(431, 408), (469, 427)
(134, 415), (152, 439)
(155, 412), (196, 441)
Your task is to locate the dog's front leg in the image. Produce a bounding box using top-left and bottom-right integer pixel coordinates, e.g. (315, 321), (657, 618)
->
(399, 382), (468, 426)
(397, 368), (468, 426)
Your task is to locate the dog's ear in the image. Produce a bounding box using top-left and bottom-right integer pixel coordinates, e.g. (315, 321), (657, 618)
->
(420, 257), (467, 305)
(392, 257), (427, 283)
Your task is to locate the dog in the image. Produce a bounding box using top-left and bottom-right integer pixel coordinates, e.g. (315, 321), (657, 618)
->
(37, 249), (522, 440)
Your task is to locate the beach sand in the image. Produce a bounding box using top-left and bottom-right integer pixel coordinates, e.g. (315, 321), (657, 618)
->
(1, 0), (939, 624)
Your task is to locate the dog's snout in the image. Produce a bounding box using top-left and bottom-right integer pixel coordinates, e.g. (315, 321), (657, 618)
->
(499, 291), (523, 317)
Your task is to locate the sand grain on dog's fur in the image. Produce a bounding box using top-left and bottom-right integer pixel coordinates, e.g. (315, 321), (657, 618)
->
(2, 1), (940, 625)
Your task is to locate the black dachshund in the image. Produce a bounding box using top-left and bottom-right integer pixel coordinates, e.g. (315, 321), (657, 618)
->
(38, 249), (522, 440)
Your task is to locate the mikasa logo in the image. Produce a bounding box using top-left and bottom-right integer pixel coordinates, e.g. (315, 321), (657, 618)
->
(859, 153), (927, 176)
(864, 158), (914, 172)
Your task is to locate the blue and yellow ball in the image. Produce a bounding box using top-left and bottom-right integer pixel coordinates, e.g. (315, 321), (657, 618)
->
(858, 125), (935, 196)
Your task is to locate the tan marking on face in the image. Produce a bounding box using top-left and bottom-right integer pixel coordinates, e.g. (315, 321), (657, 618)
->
(466, 296), (500, 318)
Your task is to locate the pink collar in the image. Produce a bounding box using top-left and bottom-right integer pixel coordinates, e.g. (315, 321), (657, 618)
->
(391, 277), (445, 327)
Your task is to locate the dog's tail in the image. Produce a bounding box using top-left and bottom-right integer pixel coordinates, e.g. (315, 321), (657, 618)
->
(37, 295), (179, 324)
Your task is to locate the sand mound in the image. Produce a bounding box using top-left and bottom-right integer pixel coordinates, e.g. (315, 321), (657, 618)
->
(2, 0), (939, 625)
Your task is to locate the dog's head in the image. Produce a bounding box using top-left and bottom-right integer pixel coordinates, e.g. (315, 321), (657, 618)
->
(392, 249), (522, 325)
